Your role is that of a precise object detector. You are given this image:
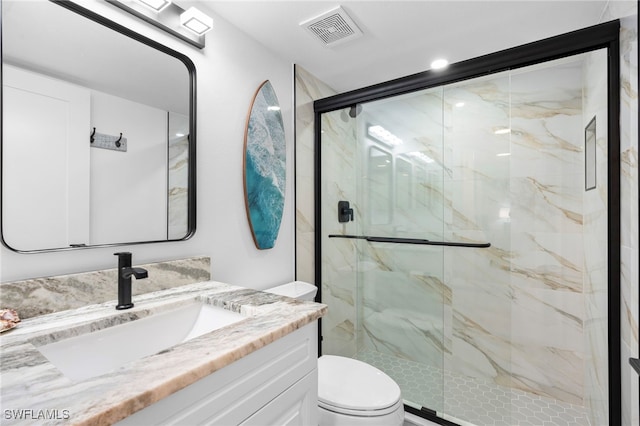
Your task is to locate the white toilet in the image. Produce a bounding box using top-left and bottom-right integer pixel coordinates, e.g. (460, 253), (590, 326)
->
(265, 281), (405, 426)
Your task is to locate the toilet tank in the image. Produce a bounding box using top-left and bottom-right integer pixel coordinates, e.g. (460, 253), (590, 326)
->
(264, 281), (317, 301)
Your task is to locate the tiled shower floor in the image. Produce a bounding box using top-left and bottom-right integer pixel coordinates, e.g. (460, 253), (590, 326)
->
(355, 350), (591, 426)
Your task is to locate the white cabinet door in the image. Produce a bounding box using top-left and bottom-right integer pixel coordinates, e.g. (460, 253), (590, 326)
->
(240, 369), (318, 426)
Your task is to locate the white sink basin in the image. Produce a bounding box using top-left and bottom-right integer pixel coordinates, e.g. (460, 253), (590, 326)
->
(37, 302), (244, 381)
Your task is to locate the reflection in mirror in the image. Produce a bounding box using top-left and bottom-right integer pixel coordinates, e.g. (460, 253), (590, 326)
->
(1, 0), (195, 252)
(368, 146), (392, 225)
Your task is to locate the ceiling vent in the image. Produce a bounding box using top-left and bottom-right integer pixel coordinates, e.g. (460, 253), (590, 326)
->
(300, 6), (363, 48)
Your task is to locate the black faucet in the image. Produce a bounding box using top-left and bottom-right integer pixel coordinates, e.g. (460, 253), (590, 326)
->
(114, 252), (148, 310)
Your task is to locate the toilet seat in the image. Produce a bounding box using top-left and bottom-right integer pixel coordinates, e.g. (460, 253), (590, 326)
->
(318, 355), (402, 417)
(319, 397), (403, 417)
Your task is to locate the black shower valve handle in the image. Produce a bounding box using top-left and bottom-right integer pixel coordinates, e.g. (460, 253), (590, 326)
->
(338, 200), (354, 223)
(344, 207), (354, 221)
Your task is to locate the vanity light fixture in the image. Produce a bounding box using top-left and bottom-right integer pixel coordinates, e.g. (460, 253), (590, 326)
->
(180, 7), (213, 35)
(136, 0), (171, 12)
(107, 0), (211, 49)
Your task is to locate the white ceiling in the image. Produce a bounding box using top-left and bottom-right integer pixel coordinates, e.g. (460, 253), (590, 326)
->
(199, 0), (623, 93)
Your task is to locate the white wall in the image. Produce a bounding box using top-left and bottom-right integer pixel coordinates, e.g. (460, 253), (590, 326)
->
(0, 0), (295, 290)
(90, 91), (168, 245)
(2, 66), (91, 251)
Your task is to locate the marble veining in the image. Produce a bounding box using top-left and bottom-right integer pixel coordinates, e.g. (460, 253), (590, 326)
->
(0, 280), (326, 425)
(295, 65), (339, 283)
(0, 256), (210, 319)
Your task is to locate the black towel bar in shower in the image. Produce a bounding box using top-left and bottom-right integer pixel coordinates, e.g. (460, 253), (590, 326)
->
(328, 234), (491, 248)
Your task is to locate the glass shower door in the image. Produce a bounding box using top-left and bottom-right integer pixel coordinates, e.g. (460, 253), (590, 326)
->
(320, 106), (360, 359)
(440, 72), (514, 425)
(355, 88), (448, 416)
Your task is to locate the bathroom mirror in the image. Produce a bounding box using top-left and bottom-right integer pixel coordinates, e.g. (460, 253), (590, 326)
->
(1, 0), (196, 252)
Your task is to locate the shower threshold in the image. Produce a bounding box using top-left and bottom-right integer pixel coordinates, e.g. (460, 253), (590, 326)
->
(355, 350), (591, 426)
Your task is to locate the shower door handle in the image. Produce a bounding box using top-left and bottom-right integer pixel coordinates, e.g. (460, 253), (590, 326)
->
(328, 234), (490, 248)
(365, 236), (490, 247)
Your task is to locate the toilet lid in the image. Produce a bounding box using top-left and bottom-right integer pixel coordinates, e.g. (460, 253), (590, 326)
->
(318, 355), (401, 412)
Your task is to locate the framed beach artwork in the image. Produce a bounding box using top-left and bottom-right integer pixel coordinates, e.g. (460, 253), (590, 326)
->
(243, 80), (286, 250)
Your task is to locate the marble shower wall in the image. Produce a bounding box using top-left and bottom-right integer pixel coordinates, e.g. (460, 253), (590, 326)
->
(317, 54), (615, 418)
(441, 73), (516, 398)
(615, 13), (639, 426)
(582, 48), (610, 426)
(355, 58), (598, 409)
(295, 66), (362, 357)
(294, 66), (337, 284)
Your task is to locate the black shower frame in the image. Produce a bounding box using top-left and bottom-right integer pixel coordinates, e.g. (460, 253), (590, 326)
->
(313, 20), (621, 426)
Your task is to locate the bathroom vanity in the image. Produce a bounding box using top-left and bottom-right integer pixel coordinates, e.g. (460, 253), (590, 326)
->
(0, 281), (326, 425)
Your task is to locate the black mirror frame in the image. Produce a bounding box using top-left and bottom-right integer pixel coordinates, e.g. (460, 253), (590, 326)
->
(0, 0), (197, 253)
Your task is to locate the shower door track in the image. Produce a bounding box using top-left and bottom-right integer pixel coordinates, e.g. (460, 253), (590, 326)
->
(328, 234), (491, 248)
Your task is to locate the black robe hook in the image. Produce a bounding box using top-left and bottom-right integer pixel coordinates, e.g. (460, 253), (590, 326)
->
(90, 127), (96, 143)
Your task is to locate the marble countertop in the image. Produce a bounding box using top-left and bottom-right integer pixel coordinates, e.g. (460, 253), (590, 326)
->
(0, 281), (327, 425)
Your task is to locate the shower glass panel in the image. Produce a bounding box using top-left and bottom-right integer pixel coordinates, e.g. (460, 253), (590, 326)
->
(320, 107), (360, 359)
(358, 88), (447, 416)
(320, 95), (447, 414)
(440, 71), (513, 425)
(319, 48), (609, 426)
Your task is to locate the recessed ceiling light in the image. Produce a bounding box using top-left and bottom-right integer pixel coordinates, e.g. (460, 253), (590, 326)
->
(455, 102), (465, 108)
(431, 58), (449, 70)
